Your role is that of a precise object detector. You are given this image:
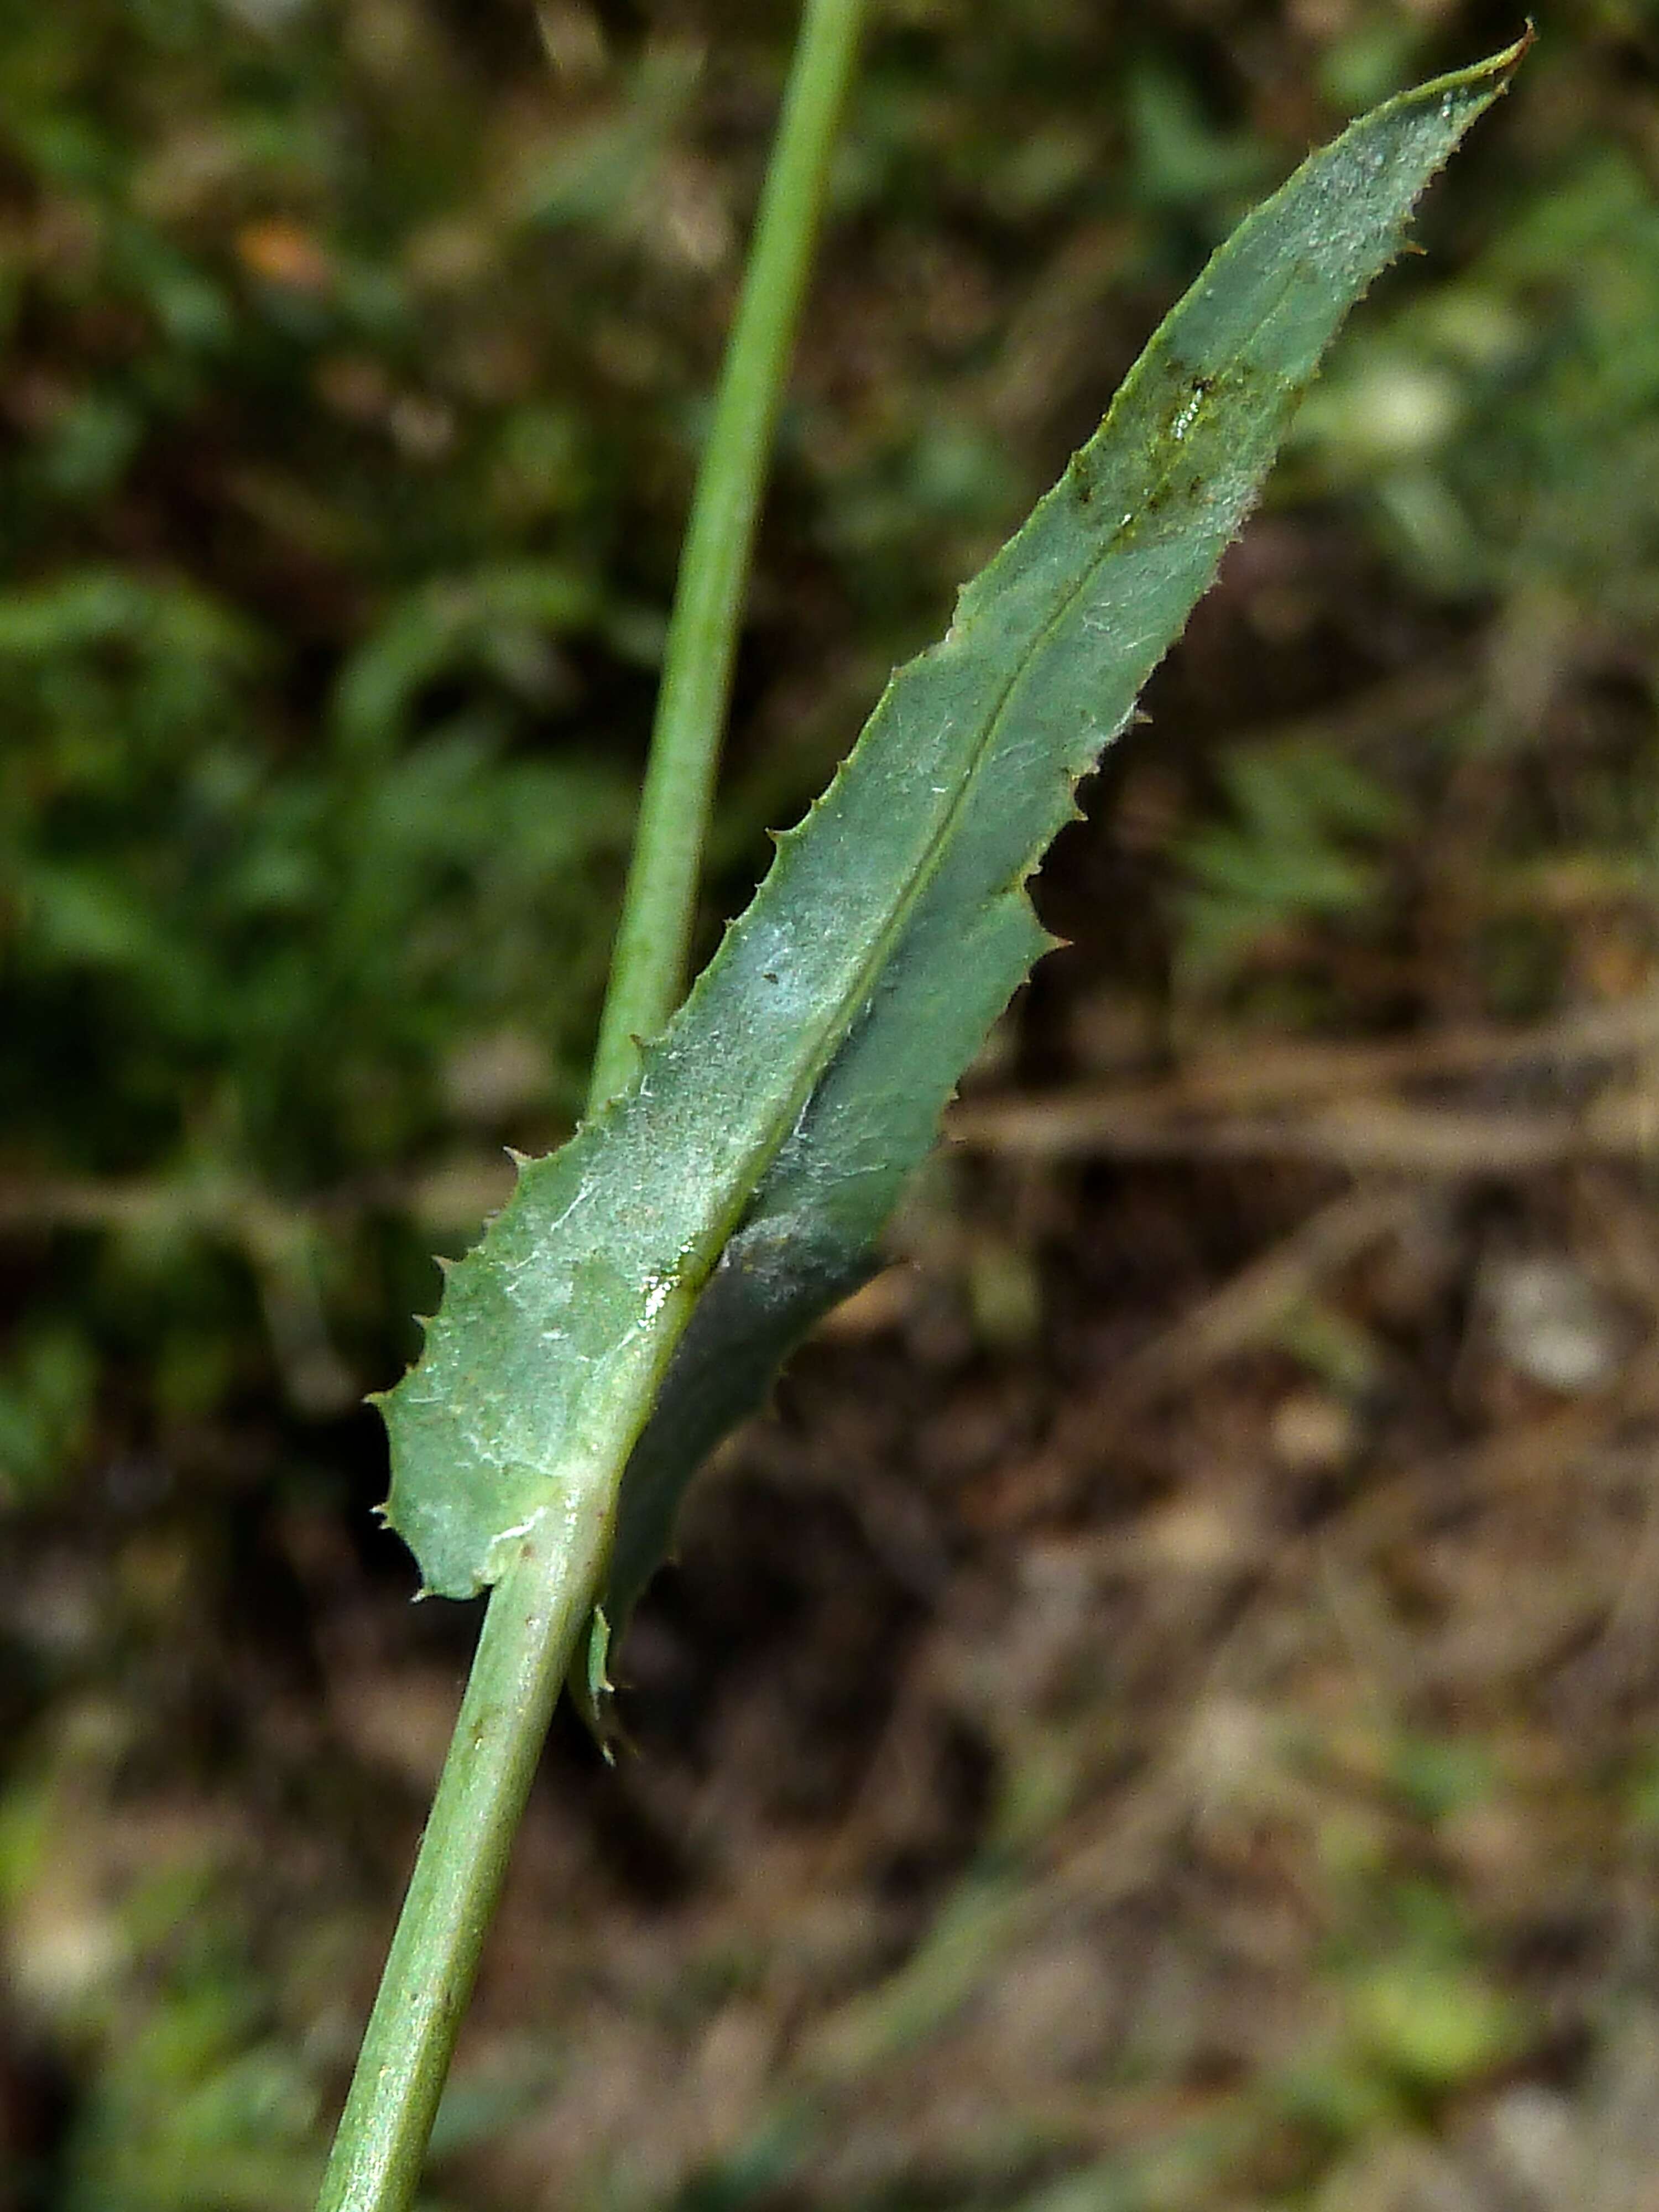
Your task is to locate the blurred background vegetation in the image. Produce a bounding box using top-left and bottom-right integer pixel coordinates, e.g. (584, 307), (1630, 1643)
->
(6, 0), (1659, 2205)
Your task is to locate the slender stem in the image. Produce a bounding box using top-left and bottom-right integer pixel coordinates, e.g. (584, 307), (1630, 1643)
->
(587, 0), (869, 1113)
(314, 1507), (609, 2212)
(315, 8), (866, 2205)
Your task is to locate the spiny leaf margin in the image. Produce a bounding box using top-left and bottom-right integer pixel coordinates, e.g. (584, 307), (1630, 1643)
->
(380, 39), (1527, 1611)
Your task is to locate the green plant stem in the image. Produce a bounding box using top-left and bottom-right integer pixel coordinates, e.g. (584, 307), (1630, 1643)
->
(315, 7), (864, 2205)
(314, 1506), (609, 2212)
(587, 0), (868, 1113)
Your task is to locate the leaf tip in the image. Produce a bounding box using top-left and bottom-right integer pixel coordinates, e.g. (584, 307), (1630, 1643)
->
(1505, 19), (1538, 71)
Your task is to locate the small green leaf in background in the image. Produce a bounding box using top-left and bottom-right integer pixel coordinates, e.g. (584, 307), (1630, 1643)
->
(381, 43), (1528, 1673)
(1173, 737), (1408, 992)
(1348, 1958), (1524, 2090)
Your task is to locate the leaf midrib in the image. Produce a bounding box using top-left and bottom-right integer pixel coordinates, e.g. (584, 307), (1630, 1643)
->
(685, 272), (1307, 1285)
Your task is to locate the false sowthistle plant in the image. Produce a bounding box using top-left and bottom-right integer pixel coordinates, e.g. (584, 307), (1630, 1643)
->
(315, 14), (1527, 2208)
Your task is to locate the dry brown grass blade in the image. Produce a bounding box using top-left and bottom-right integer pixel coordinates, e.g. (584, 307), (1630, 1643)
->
(949, 995), (1659, 1170)
(1103, 1182), (1423, 1410)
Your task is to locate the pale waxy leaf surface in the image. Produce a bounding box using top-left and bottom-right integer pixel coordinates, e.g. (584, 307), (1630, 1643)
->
(380, 44), (1525, 1633)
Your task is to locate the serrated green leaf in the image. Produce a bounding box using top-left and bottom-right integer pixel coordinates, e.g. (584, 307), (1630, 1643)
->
(381, 45), (1525, 1634)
